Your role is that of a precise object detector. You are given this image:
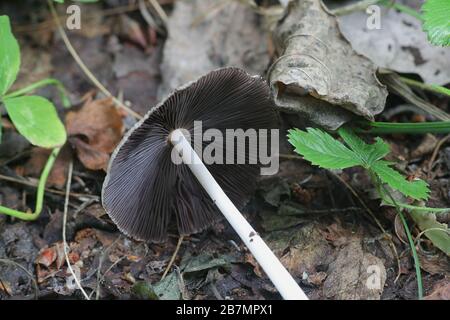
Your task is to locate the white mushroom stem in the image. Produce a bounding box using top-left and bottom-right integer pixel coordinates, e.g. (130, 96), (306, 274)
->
(170, 129), (308, 300)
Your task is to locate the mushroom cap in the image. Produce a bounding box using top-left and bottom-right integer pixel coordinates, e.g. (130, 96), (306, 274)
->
(102, 67), (278, 242)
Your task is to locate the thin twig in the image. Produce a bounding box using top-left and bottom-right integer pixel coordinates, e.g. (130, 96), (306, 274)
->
(427, 134), (450, 178)
(400, 77), (450, 97)
(139, 0), (164, 33)
(148, 0), (169, 25)
(47, 0), (143, 120)
(62, 160), (90, 300)
(91, 235), (122, 300)
(161, 236), (184, 280)
(0, 276), (11, 297)
(414, 227), (449, 244)
(378, 179), (423, 299)
(0, 173), (98, 200)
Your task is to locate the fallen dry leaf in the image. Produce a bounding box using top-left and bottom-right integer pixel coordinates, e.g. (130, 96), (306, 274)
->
(337, 5), (450, 85)
(307, 271), (327, 286)
(244, 252), (264, 278)
(36, 246), (57, 268)
(0, 280), (12, 296)
(269, 0), (387, 130)
(115, 15), (148, 49)
(23, 146), (72, 189)
(322, 239), (386, 300)
(66, 97), (124, 171)
(424, 279), (450, 300)
(267, 223), (334, 277)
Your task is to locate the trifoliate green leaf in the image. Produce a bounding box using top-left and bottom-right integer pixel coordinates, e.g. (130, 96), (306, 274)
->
(0, 15), (20, 95)
(422, 0), (450, 46)
(371, 160), (430, 200)
(4, 95), (67, 148)
(338, 127), (390, 166)
(287, 128), (361, 169)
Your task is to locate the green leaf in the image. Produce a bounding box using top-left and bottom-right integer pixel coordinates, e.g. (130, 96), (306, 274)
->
(422, 0), (450, 46)
(409, 209), (450, 256)
(287, 128), (361, 169)
(0, 15), (20, 95)
(338, 126), (390, 166)
(53, 0), (64, 3)
(132, 272), (181, 300)
(131, 281), (159, 300)
(153, 272), (181, 300)
(371, 161), (430, 200)
(3, 96), (66, 148)
(181, 253), (232, 274)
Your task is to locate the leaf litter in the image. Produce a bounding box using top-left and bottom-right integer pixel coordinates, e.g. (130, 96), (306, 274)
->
(0, 0), (449, 300)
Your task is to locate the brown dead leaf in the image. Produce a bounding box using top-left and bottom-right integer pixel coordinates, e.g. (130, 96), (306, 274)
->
(36, 242), (66, 271)
(411, 134), (438, 158)
(74, 228), (97, 243)
(115, 15), (148, 49)
(244, 252), (264, 278)
(23, 147), (72, 189)
(66, 97), (124, 171)
(0, 280), (12, 296)
(323, 239), (386, 300)
(68, 252), (80, 265)
(424, 278), (450, 300)
(307, 271), (327, 286)
(55, 242), (66, 270)
(267, 223), (333, 277)
(95, 229), (118, 247)
(36, 247), (57, 268)
(322, 222), (353, 247)
(418, 248), (450, 276)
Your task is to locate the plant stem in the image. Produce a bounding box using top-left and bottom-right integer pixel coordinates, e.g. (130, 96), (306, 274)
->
(396, 207), (423, 299)
(391, 202), (450, 213)
(373, 173), (423, 299)
(3, 78), (70, 107)
(399, 77), (450, 97)
(378, 0), (422, 20)
(358, 121), (450, 134)
(0, 147), (60, 220)
(331, 0), (380, 16)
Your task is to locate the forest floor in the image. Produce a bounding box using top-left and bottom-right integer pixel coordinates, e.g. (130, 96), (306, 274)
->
(0, 0), (449, 300)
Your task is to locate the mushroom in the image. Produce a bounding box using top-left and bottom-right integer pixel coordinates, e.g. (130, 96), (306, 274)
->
(102, 67), (308, 300)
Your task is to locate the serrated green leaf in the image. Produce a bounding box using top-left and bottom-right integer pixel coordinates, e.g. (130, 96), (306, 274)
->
(287, 128), (361, 169)
(422, 0), (450, 46)
(4, 96), (66, 148)
(338, 127), (390, 166)
(372, 160), (430, 200)
(0, 15), (20, 95)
